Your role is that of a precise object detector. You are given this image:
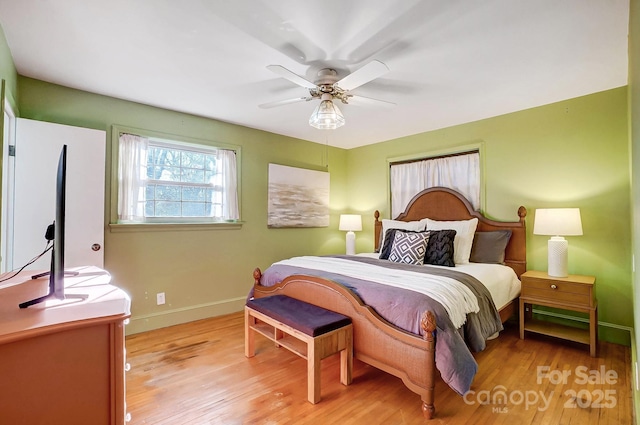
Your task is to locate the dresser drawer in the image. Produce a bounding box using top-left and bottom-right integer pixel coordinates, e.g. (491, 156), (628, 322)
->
(522, 277), (593, 308)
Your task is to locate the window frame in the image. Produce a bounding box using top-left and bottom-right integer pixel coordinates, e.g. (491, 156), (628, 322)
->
(109, 125), (242, 232)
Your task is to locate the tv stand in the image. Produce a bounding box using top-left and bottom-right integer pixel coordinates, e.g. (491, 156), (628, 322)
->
(18, 291), (89, 309)
(31, 270), (79, 279)
(19, 269), (85, 309)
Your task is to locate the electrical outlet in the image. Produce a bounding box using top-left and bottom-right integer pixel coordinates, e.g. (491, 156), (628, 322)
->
(156, 292), (166, 305)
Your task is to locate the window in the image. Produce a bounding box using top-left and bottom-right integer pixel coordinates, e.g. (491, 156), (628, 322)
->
(389, 150), (480, 218)
(115, 128), (240, 224)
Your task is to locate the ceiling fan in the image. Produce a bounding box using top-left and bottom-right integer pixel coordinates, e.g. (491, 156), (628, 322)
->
(259, 60), (395, 129)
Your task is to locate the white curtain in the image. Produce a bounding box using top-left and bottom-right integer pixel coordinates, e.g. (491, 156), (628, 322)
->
(217, 149), (239, 220)
(390, 152), (480, 218)
(118, 133), (148, 222)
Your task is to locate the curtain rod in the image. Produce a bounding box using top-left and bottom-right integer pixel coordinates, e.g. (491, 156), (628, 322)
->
(390, 149), (479, 166)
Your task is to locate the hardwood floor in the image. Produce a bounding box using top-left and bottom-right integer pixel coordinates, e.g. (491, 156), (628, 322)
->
(125, 312), (633, 424)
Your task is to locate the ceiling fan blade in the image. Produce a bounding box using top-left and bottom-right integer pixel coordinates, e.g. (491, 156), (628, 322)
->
(337, 60), (390, 91)
(348, 94), (396, 107)
(266, 65), (317, 89)
(258, 97), (311, 109)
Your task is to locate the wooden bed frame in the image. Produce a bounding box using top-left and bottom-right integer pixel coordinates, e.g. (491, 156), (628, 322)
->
(252, 187), (526, 419)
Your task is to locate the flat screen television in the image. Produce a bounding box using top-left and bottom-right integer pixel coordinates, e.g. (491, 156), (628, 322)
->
(19, 145), (85, 308)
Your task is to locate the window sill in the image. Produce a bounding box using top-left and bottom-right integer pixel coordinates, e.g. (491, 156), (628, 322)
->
(109, 221), (244, 233)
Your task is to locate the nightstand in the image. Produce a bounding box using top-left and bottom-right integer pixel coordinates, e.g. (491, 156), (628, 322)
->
(519, 270), (597, 357)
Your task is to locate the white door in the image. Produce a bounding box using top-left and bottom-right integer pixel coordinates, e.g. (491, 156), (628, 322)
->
(11, 118), (106, 271)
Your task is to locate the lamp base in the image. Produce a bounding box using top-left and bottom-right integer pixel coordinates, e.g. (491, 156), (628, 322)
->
(345, 231), (356, 255)
(547, 236), (568, 278)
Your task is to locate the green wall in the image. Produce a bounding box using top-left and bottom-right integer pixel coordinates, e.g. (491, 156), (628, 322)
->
(18, 77), (349, 333)
(0, 23), (17, 109)
(348, 87), (631, 345)
(629, 0), (640, 413)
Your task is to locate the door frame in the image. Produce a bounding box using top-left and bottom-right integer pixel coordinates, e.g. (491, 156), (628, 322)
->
(1, 98), (16, 273)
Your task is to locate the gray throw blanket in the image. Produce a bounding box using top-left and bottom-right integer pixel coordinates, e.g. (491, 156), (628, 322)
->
(256, 255), (504, 395)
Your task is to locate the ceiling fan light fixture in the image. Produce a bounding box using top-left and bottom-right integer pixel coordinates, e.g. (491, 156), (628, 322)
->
(309, 97), (345, 130)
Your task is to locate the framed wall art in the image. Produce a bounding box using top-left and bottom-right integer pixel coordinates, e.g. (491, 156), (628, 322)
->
(267, 164), (330, 228)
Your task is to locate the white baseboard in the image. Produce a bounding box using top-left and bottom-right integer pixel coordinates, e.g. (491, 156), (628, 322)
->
(125, 296), (246, 335)
(532, 308), (633, 334)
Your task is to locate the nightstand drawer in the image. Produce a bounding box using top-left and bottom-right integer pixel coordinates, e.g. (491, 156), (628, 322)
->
(522, 277), (591, 306)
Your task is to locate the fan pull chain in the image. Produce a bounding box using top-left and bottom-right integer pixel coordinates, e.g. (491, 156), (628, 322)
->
(324, 136), (329, 170)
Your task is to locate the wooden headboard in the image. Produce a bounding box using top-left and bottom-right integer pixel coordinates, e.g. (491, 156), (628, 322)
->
(374, 187), (527, 277)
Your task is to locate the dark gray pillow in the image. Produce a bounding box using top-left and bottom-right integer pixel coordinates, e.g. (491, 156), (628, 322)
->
(424, 229), (457, 267)
(469, 230), (512, 264)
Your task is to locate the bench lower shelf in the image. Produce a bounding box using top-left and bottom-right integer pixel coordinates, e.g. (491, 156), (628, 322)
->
(250, 321), (308, 359)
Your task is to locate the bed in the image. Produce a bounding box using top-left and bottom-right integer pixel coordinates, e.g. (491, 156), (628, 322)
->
(251, 187), (527, 419)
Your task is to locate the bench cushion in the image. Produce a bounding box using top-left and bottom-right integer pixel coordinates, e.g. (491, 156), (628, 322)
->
(246, 295), (351, 337)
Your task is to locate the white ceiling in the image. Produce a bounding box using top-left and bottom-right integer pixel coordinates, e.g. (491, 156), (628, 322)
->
(0, 0), (630, 149)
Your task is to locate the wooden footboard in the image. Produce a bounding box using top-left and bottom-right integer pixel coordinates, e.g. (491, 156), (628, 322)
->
(252, 268), (437, 419)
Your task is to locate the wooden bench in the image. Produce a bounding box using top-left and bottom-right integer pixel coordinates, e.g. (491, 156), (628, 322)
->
(245, 295), (353, 404)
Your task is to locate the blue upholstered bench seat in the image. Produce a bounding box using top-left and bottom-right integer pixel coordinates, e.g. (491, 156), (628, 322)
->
(246, 295), (351, 337)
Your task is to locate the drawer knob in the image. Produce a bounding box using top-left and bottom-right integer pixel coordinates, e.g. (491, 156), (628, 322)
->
(550, 284), (558, 289)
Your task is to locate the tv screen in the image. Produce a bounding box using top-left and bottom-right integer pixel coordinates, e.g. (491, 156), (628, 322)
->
(52, 144), (66, 299)
(19, 145), (85, 308)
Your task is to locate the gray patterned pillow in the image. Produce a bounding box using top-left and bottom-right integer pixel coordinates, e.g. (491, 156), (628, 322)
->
(379, 228), (427, 259)
(388, 230), (430, 265)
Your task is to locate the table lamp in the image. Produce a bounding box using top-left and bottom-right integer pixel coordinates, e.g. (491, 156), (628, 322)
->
(339, 214), (362, 255)
(533, 208), (583, 277)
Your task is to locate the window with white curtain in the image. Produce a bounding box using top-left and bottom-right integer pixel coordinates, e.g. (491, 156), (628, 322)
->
(389, 151), (480, 218)
(116, 130), (240, 224)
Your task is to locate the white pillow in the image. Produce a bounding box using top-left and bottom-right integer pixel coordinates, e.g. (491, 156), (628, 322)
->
(380, 219), (426, 249)
(425, 218), (478, 264)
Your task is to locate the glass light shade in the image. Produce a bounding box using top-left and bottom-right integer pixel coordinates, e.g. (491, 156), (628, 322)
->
(533, 208), (583, 236)
(339, 214), (362, 232)
(309, 99), (345, 130)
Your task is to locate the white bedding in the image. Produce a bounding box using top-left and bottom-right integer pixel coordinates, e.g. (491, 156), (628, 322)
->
(357, 253), (521, 311)
(276, 256), (480, 328)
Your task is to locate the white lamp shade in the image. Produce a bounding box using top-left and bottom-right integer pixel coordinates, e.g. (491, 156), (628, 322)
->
(533, 208), (583, 236)
(339, 214), (362, 231)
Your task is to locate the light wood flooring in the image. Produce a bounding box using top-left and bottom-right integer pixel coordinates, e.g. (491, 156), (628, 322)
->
(125, 312), (633, 424)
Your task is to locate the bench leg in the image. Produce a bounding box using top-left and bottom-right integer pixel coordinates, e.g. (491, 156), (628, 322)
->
(274, 328), (284, 348)
(340, 327), (353, 386)
(308, 339), (321, 404)
(244, 308), (255, 358)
